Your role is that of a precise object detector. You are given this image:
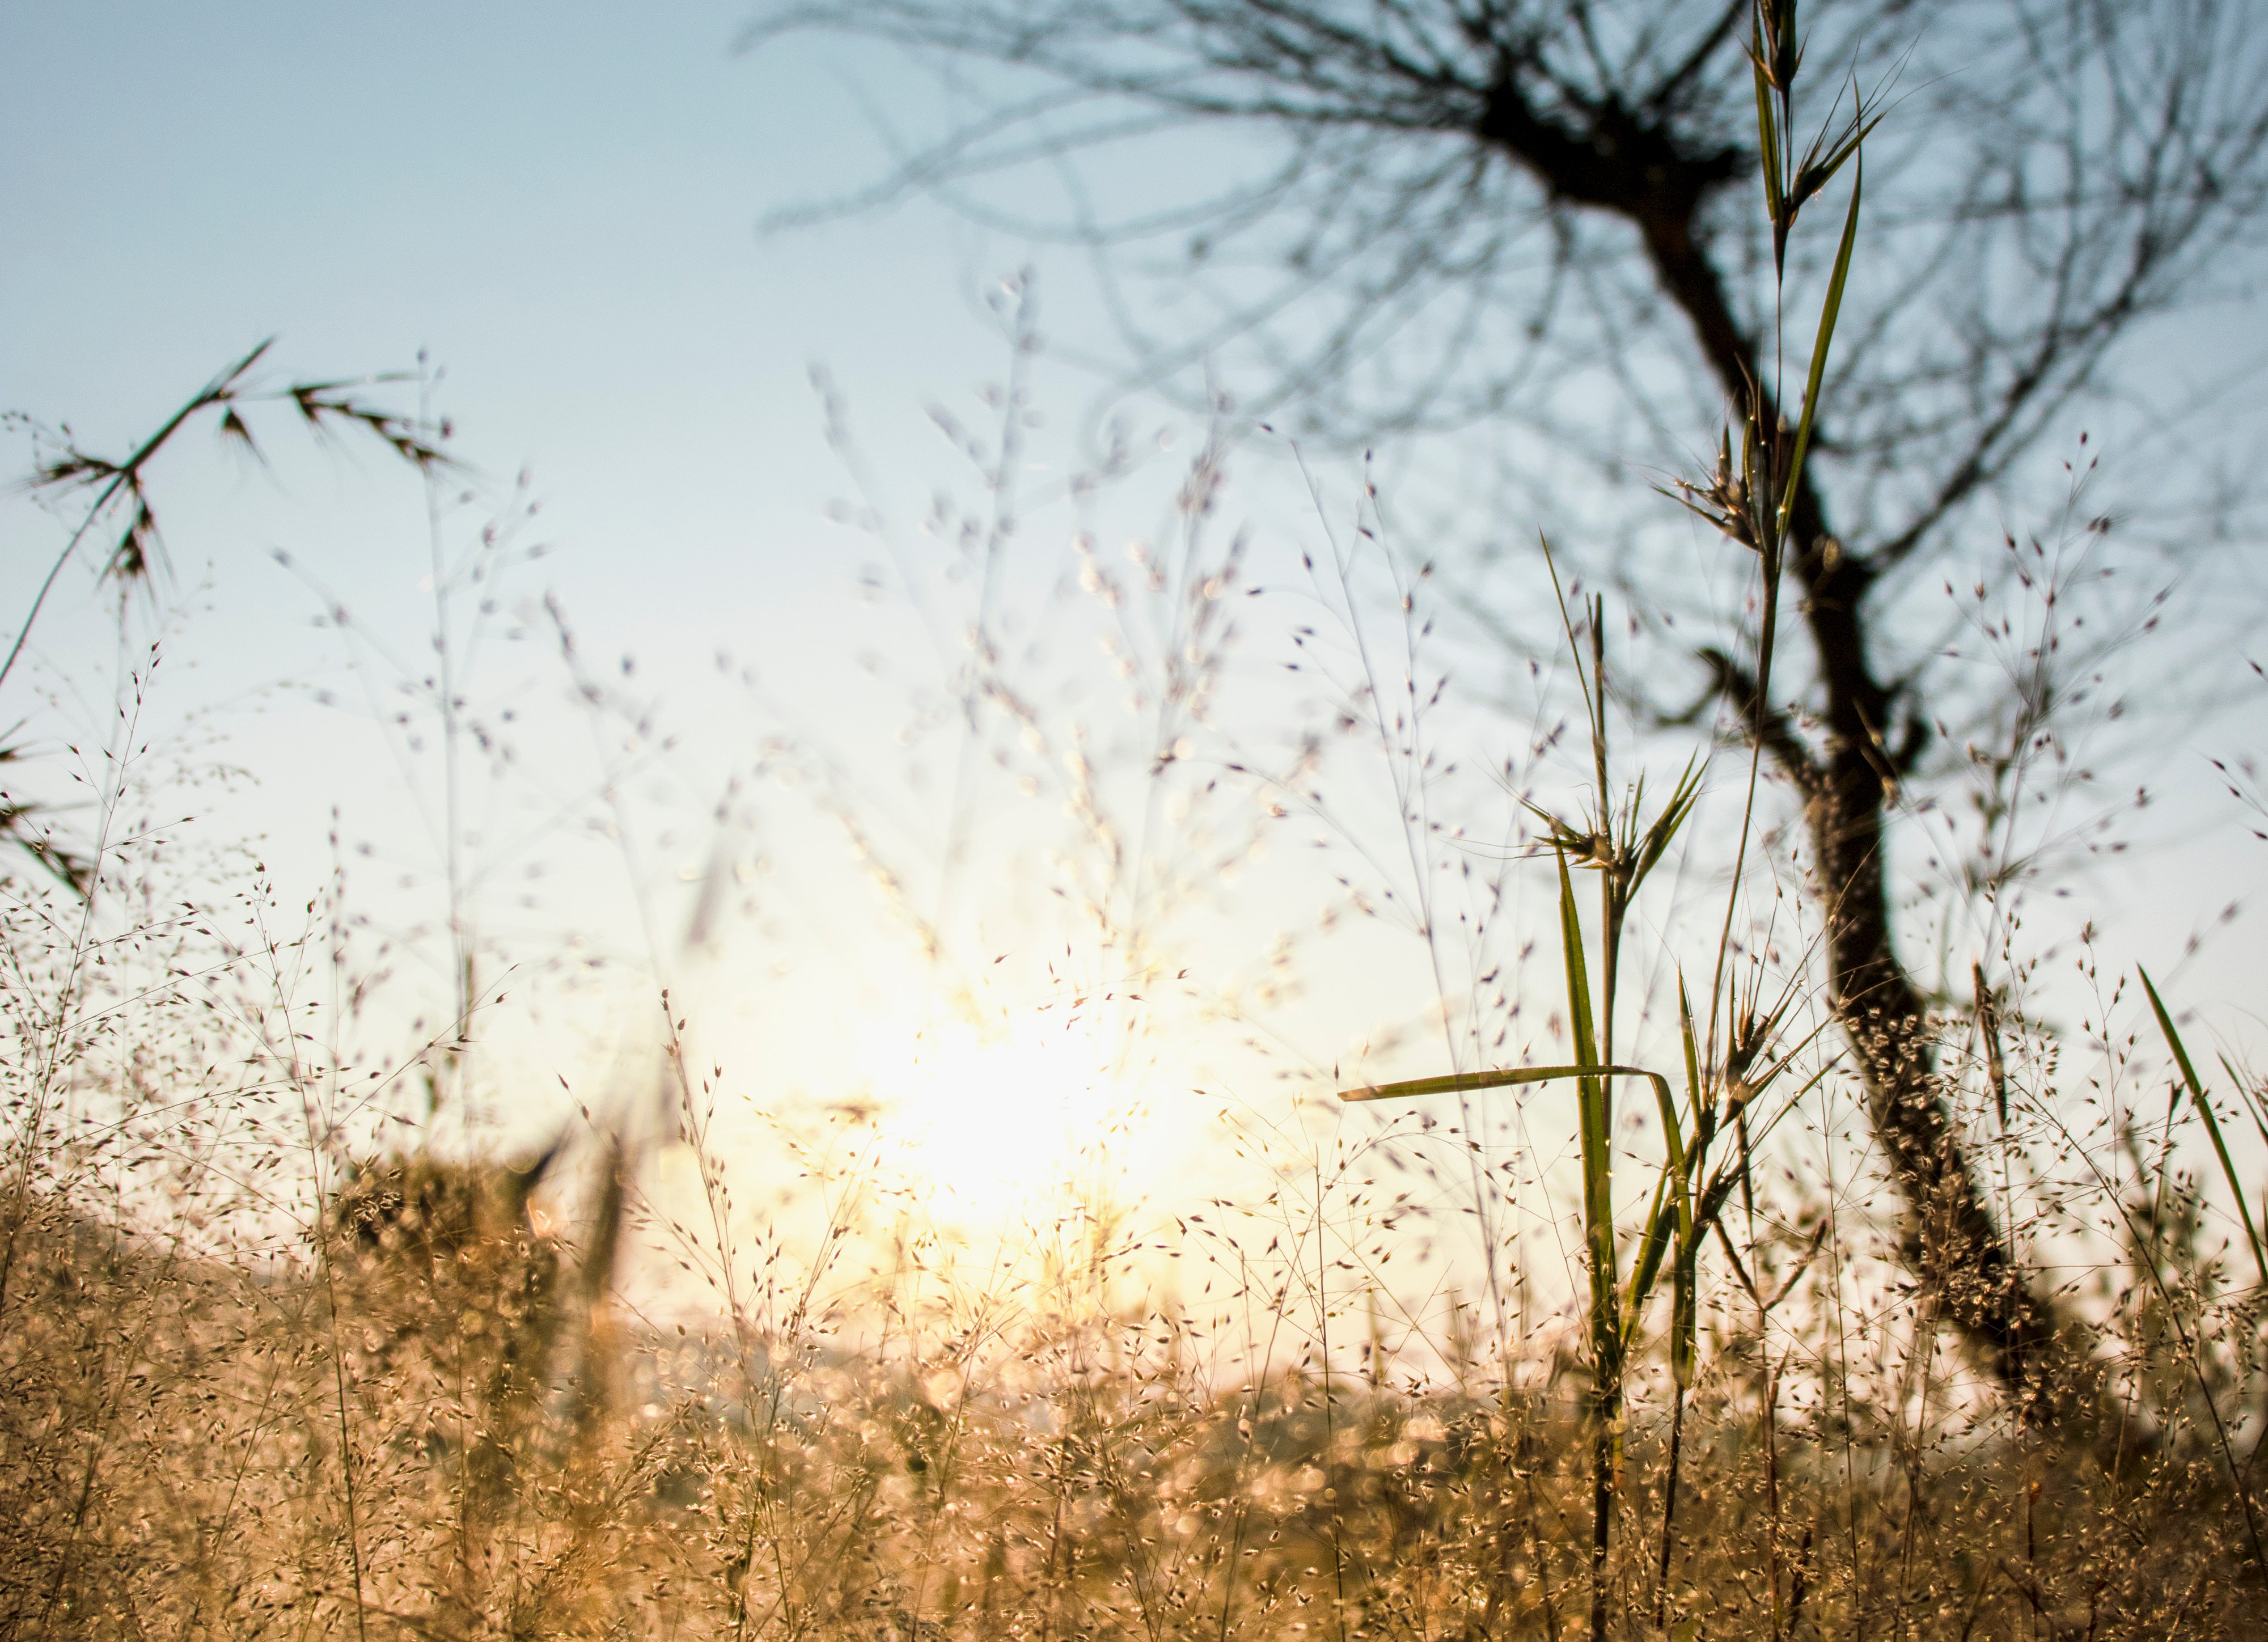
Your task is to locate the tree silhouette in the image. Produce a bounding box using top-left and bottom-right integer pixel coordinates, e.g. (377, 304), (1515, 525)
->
(750, 0), (2268, 1394)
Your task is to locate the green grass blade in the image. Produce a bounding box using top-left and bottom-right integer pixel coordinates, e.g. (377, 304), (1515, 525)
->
(1624, 1173), (1676, 1333)
(2140, 967), (2268, 1290)
(1339, 1064), (1668, 1103)
(1652, 1060), (1692, 1191)
(1559, 850), (1616, 1283)
(1779, 146), (1862, 535)
(1624, 1063), (1697, 1331)
(1679, 972), (1713, 1150)
(2217, 1052), (2268, 1157)
(1631, 757), (1706, 894)
(1753, 31), (1788, 274)
(1559, 849), (1600, 1073)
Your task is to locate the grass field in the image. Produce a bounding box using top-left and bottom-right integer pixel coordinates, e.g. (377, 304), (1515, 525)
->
(5, 3), (2266, 1635)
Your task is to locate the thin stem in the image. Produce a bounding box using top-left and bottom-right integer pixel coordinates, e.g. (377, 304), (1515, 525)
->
(1655, 1381), (1687, 1632)
(0, 342), (272, 699)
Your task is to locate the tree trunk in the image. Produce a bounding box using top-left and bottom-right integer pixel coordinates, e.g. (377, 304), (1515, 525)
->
(1639, 205), (2065, 1407)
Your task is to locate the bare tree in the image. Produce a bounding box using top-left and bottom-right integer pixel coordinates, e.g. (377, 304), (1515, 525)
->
(746, 0), (2268, 1395)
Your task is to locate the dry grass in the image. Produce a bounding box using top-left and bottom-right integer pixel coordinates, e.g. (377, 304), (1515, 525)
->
(2, 1098), (2262, 1640)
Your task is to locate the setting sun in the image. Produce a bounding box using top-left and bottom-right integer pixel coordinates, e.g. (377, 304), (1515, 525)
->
(858, 1010), (1122, 1211)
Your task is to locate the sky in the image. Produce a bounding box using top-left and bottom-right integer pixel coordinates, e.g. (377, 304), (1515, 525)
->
(6, 0), (2267, 1285)
(0, 1), (1394, 1214)
(3, 1), (992, 586)
(0, 1), (1094, 913)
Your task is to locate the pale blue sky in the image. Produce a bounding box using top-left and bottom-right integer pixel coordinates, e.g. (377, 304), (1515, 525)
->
(0, 1), (1165, 1090)
(0, 0), (1102, 911)
(2, 0), (1006, 591)
(5, 0), (2266, 1178)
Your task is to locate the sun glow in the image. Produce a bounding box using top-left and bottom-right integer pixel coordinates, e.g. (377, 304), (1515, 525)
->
(860, 1012), (1120, 1212)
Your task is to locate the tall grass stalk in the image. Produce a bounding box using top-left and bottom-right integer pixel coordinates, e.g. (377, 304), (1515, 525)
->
(1344, 8), (1873, 1635)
